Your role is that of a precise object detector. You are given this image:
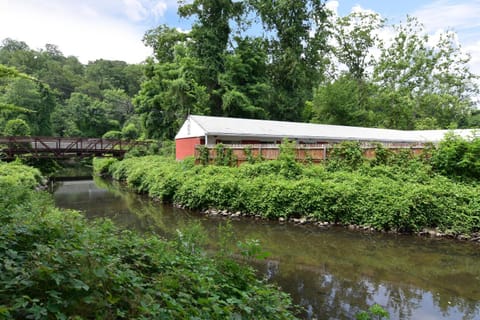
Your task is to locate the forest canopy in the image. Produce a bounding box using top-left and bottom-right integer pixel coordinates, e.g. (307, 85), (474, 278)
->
(1, 1), (478, 140)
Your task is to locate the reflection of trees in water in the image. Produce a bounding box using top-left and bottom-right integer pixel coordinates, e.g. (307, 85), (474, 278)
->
(455, 300), (480, 320)
(92, 177), (220, 240)
(261, 262), (480, 320)
(262, 265), (377, 319)
(84, 178), (480, 320)
(381, 283), (421, 319)
(432, 290), (480, 319)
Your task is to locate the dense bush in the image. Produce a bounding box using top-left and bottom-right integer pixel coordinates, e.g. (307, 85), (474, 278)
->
(0, 160), (43, 188)
(3, 118), (31, 136)
(93, 157), (118, 177)
(121, 123), (139, 140)
(1, 162), (298, 319)
(97, 154), (480, 235)
(431, 133), (480, 180)
(102, 130), (123, 139)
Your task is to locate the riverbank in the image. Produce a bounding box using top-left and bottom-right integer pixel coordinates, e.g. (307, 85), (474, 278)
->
(93, 154), (480, 241)
(0, 161), (298, 319)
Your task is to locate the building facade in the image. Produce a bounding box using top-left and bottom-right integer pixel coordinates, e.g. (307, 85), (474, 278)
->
(174, 115), (477, 160)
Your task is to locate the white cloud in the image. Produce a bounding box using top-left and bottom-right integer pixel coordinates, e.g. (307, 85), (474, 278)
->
(153, 1), (168, 17)
(413, 0), (480, 32)
(325, 0), (339, 15)
(351, 4), (377, 15)
(0, 0), (157, 64)
(412, 0), (480, 77)
(464, 40), (480, 75)
(123, 0), (149, 22)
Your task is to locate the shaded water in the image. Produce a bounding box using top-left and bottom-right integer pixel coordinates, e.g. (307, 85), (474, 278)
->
(53, 179), (480, 320)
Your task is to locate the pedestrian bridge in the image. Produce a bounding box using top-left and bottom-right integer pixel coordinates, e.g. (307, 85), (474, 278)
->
(0, 136), (151, 160)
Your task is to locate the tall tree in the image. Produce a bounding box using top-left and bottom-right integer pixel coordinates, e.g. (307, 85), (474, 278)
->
(247, 0), (329, 121)
(249, 0), (327, 121)
(0, 39), (38, 75)
(219, 37), (271, 118)
(310, 11), (384, 127)
(373, 16), (478, 129)
(52, 92), (114, 137)
(178, 0), (244, 115)
(311, 14), (478, 129)
(135, 26), (209, 139)
(310, 74), (374, 126)
(0, 64), (35, 133)
(331, 11), (384, 81)
(1, 78), (55, 135)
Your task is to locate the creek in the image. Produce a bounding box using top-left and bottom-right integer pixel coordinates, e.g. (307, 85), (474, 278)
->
(52, 178), (480, 320)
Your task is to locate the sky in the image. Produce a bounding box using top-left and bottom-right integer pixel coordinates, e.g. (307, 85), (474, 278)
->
(0, 0), (479, 76)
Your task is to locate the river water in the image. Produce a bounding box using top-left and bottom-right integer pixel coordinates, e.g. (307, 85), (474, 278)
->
(53, 178), (480, 320)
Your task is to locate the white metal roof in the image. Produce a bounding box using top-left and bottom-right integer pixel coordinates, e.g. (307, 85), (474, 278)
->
(175, 115), (478, 143)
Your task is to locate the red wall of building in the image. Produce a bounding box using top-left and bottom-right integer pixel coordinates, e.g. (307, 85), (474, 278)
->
(176, 137), (202, 160)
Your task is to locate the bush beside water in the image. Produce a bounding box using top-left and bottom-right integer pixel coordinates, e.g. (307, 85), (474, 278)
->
(94, 138), (480, 236)
(0, 162), (297, 319)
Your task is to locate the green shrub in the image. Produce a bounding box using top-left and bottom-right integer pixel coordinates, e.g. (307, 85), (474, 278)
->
(327, 141), (364, 171)
(196, 145), (210, 165)
(92, 157), (118, 176)
(96, 154), (480, 235)
(431, 133), (480, 180)
(278, 139), (302, 178)
(0, 160), (43, 188)
(371, 143), (394, 166)
(102, 130), (122, 139)
(214, 143), (237, 166)
(121, 123), (139, 140)
(0, 162), (298, 320)
(3, 118), (31, 136)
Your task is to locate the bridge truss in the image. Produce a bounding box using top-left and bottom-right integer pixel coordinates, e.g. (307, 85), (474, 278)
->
(0, 137), (151, 160)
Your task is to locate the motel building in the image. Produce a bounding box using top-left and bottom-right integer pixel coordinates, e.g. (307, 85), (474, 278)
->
(174, 115), (477, 161)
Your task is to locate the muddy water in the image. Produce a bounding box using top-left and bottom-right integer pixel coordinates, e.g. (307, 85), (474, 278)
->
(53, 178), (480, 320)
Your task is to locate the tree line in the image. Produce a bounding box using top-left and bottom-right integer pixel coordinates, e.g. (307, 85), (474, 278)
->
(1, 0), (479, 141)
(0, 41), (143, 138)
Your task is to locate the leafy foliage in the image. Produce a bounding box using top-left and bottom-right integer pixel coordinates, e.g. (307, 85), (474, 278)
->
(96, 147), (480, 235)
(1, 6), (479, 141)
(356, 304), (390, 320)
(1, 162), (298, 319)
(0, 40), (143, 138)
(3, 118), (31, 136)
(431, 132), (480, 180)
(214, 143), (237, 166)
(312, 14), (478, 130)
(327, 141), (364, 171)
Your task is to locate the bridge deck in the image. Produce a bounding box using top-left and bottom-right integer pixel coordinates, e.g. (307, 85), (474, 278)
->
(0, 136), (151, 159)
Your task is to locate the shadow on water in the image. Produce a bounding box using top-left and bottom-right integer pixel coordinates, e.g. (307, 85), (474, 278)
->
(53, 178), (480, 320)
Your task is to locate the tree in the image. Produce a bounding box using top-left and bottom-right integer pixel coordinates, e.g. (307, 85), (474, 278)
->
(178, 0), (244, 115)
(35, 51), (84, 100)
(136, 1), (331, 138)
(219, 37), (271, 118)
(102, 89), (134, 126)
(330, 11), (384, 81)
(3, 118), (31, 136)
(311, 14), (478, 129)
(311, 74), (374, 126)
(121, 123), (139, 140)
(1, 39), (147, 138)
(0, 39), (38, 75)
(135, 26), (210, 139)
(247, 0), (330, 121)
(54, 92), (113, 137)
(143, 25), (187, 63)
(373, 16), (478, 129)
(1, 78), (55, 135)
(0, 64), (37, 113)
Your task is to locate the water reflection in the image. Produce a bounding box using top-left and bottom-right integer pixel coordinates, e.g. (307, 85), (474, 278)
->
(53, 179), (480, 320)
